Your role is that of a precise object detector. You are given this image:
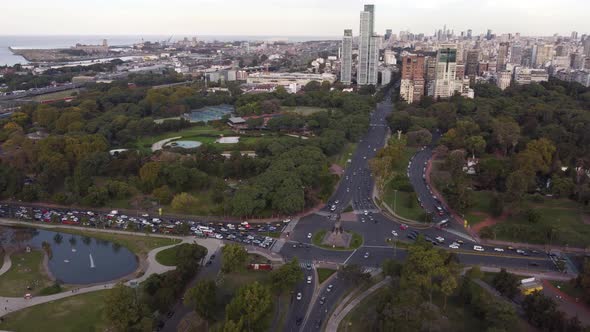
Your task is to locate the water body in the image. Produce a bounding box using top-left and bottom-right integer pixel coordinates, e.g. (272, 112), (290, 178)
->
(165, 140), (203, 149)
(185, 104), (234, 123)
(0, 35), (338, 66)
(0, 226), (138, 284)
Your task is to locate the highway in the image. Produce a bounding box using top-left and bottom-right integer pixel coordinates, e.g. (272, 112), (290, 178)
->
(284, 266), (316, 331)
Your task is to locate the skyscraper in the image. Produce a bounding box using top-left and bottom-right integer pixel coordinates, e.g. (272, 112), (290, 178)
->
(433, 44), (458, 99)
(497, 42), (509, 71)
(341, 29), (353, 84)
(510, 45), (523, 65)
(384, 29), (392, 41)
(467, 29), (473, 39)
(465, 50), (480, 79)
(584, 38), (590, 57)
(358, 4), (378, 85)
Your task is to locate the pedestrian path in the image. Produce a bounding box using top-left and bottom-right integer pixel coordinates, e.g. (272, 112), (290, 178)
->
(315, 211), (332, 217)
(299, 260), (314, 269)
(0, 255), (11, 276)
(270, 238), (285, 253)
(325, 276), (391, 332)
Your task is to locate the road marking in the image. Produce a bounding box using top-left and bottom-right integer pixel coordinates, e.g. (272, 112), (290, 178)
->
(343, 249), (357, 265)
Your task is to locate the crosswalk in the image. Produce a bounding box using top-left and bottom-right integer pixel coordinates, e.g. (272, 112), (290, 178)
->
(299, 260), (314, 269)
(270, 238), (285, 253)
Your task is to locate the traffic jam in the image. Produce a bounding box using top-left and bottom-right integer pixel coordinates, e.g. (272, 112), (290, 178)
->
(0, 204), (281, 249)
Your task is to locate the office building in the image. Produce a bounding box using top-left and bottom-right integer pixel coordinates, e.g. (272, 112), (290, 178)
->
(513, 67), (549, 85)
(535, 44), (554, 67)
(497, 42), (509, 71)
(571, 31), (578, 40)
(496, 71), (512, 90)
(467, 29), (473, 39)
(381, 68), (392, 85)
(358, 4), (378, 85)
(400, 54), (425, 103)
(384, 29), (392, 41)
(486, 29), (493, 40)
(433, 45), (459, 99)
(341, 29), (353, 84)
(584, 38), (590, 57)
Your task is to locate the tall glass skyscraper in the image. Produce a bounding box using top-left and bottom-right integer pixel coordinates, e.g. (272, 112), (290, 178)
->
(358, 4), (378, 85)
(341, 29), (353, 84)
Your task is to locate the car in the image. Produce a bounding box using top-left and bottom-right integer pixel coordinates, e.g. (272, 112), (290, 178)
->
(473, 245), (484, 252)
(400, 224), (409, 230)
(166, 311), (174, 318)
(364, 252), (370, 259)
(449, 244), (459, 249)
(516, 249), (526, 255)
(529, 262), (540, 267)
(335, 200), (339, 204)
(205, 260), (212, 266)
(327, 284), (334, 292)
(330, 205), (336, 212)
(494, 248), (504, 252)
(319, 296), (326, 305)
(391, 230), (398, 237)
(361, 218), (366, 223)
(296, 292), (302, 300)
(407, 234), (416, 240)
(363, 210), (368, 215)
(435, 236), (445, 243)
(457, 240), (464, 244)
(307, 233), (312, 239)
(314, 319), (322, 329)
(306, 263), (312, 270)
(283, 218), (291, 223)
(307, 276), (312, 284)
(296, 317), (303, 326)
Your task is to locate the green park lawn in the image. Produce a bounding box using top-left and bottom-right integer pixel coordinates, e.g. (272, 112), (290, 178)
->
(0, 250), (54, 297)
(330, 143), (358, 169)
(134, 125), (234, 150)
(381, 146), (423, 221)
(0, 291), (109, 332)
(338, 286), (391, 332)
(281, 106), (331, 115)
(317, 268), (337, 284)
(490, 199), (590, 248)
(463, 190), (495, 225)
(155, 244), (182, 266)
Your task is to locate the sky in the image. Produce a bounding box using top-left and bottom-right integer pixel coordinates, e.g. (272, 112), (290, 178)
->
(2, 0), (589, 37)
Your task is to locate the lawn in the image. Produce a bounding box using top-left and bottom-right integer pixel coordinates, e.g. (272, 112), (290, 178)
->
(281, 106), (330, 115)
(38, 226), (180, 258)
(491, 203), (590, 247)
(30, 89), (80, 102)
(134, 125), (234, 150)
(338, 286), (391, 332)
(549, 280), (585, 301)
(317, 268), (337, 284)
(0, 250), (53, 297)
(0, 291), (109, 332)
(463, 190), (495, 225)
(155, 244), (182, 266)
(383, 188), (425, 221)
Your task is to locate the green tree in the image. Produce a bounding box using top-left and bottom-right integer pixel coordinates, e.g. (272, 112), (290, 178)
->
(104, 283), (142, 332)
(491, 268), (520, 299)
(270, 257), (304, 293)
(170, 192), (199, 213)
(221, 244), (248, 273)
(184, 280), (217, 321)
(225, 282), (273, 332)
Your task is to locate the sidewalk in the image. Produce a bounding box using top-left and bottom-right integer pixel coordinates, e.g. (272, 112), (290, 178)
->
(541, 280), (590, 325)
(325, 277), (391, 332)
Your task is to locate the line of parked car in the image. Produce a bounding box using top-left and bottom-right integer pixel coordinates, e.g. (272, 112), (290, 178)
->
(1, 204), (280, 249)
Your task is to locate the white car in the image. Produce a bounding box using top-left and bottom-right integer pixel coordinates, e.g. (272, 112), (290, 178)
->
(307, 233), (312, 239)
(391, 230), (398, 237)
(473, 245), (485, 252)
(307, 276), (312, 284)
(449, 244), (459, 249)
(327, 284), (333, 292)
(494, 248), (505, 252)
(283, 218), (291, 224)
(297, 292), (302, 300)
(363, 210), (368, 216)
(364, 252), (370, 259)
(435, 236), (445, 243)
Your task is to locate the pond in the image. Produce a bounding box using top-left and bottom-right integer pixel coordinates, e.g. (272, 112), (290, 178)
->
(0, 226), (138, 285)
(165, 140), (202, 149)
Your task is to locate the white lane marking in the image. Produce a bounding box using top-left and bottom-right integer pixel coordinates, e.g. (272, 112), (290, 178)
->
(343, 249), (357, 265)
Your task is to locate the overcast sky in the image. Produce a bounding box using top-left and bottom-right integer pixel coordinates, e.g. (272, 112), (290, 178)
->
(3, 0), (589, 37)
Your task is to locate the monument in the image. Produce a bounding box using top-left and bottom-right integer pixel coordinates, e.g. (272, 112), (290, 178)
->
(321, 214), (352, 248)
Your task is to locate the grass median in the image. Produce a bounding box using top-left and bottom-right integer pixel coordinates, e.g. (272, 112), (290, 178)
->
(312, 230), (363, 250)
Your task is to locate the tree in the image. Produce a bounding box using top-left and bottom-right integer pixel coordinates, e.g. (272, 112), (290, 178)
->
(139, 161), (162, 190)
(270, 257), (304, 293)
(184, 280), (216, 321)
(170, 192), (199, 213)
(104, 283), (142, 332)
(152, 185), (173, 204)
(465, 135), (486, 156)
(225, 282), (273, 332)
(491, 268), (520, 299)
(339, 264), (371, 284)
(221, 244), (248, 273)
(406, 129), (432, 147)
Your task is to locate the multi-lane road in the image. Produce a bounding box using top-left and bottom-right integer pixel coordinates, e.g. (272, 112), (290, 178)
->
(279, 89), (560, 331)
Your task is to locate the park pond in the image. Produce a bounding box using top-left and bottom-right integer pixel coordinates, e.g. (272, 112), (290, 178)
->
(0, 226), (138, 285)
(164, 140), (202, 149)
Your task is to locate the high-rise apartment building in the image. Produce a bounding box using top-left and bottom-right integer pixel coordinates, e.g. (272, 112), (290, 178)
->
(384, 29), (392, 40)
(510, 45), (523, 65)
(433, 44), (459, 99)
(571, 31), (578, 41)
(341, 29), (353, 84)
(358, 4), (378, 85)
(466, 50), (480, 78)
(584, 38), (590, 57)
(535, 44), (554, 67)
(467, 29), (473, 39)
(497, 42), (509, 71)
(400, 54), (425, 103)
(384, 49), (396, 65)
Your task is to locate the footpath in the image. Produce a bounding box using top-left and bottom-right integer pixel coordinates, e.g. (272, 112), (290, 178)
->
(0, 221), (221, 318)
(325, 276), (391, 332)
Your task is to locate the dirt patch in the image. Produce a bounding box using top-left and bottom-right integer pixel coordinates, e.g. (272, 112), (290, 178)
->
(329, 164), (344, 175)
(471, 212), (509, 234)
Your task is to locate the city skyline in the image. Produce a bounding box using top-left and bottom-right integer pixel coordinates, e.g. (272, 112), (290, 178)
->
(2, 0), (590, 37)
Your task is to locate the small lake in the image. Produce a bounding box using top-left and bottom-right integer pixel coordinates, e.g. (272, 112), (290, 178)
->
(0, 226), (138, 285)
(165, 140), (202, 149)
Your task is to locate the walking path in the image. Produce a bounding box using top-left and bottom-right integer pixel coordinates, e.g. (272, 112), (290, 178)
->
(151, 136), (181, 152)
(0, 231), (221, 318)
(325, 276), (391, 332)
(0, 255), (11, 277)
